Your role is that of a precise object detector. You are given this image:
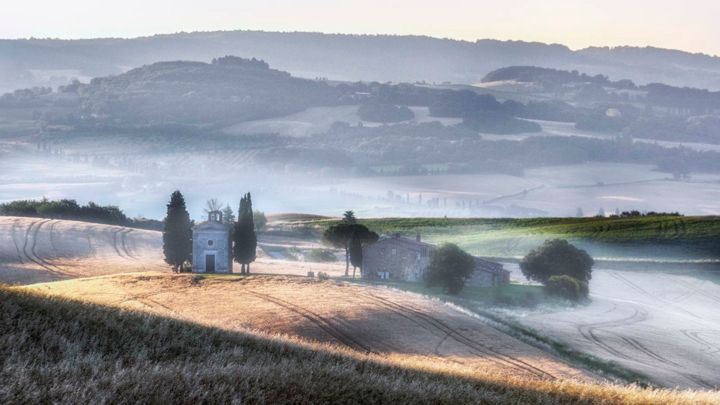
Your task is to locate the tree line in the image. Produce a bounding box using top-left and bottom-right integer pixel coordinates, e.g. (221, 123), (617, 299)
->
(0, 198), (162, 230)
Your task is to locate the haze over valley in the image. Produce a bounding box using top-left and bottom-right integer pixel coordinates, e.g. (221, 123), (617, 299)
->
(2, 5), (720, 403)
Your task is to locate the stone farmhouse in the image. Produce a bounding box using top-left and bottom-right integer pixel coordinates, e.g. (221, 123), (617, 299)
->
(362, 234), (510, 287)
(192, 210), (233, 273)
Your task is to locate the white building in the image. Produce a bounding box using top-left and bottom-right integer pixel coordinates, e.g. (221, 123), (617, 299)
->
(192, 210), (233, 273)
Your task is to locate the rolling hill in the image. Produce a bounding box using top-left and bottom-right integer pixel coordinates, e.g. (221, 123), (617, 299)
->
(4, 284), (717, 403)
(0, 216), (164, 285)
(2, 31), (720, 93)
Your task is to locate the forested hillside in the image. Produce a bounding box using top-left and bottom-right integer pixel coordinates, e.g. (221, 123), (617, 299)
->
(2, 31), (720, 94)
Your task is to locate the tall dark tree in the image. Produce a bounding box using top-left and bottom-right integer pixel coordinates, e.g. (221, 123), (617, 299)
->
(349, 227), (379, 279)
(323, 223), (354, 275)
(233, 193), (257, 274)
(162, 190), (192, 273)
(324, 218), (377, 277)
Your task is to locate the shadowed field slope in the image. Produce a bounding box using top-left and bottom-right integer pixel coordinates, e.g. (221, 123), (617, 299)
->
(2, 286), (718, 404)
(25, 274), (593, 382)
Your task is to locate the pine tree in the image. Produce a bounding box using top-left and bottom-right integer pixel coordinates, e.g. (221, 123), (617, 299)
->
(162, 190), (192, 273)
(233, 193), (257, 274)
(222, 204), (235, 223)
(343, 210), (357, 224)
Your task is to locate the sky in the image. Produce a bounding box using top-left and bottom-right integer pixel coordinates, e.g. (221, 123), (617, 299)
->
(3, 0), (720, 56)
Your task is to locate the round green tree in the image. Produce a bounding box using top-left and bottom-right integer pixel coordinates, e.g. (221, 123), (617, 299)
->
(425, 243), (476, 295)
(520, 239), (594, 284)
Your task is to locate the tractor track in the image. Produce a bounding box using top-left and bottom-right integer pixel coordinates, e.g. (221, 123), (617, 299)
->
(112, 285), (191, 313)
(577, 306), (648, 362)
(121, 229), (138, 260)
(680, 329), (720, 356)
(19, 220), (68, 276)
(620, 336), (680, 366)
(355, 290), (557, 379)
(31, 220), (65, 272)
(609, 271), (702, 320)
(111, 228), (126, 259)
(244, 290), (376, 354)
(10, 220), (25, 264)
(48, 220), (62, 259)
(682, 373), (716, 390)
(674, 278), (720, 305)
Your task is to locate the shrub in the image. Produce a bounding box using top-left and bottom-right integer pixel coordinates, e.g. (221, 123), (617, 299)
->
(317, 272), (330, 280)
(253, 210), (268, 231)
(545, 275), (588, 301)
(306, 249), (338, 263)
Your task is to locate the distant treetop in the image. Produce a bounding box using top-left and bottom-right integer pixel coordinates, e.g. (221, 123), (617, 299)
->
(211, 55), (270, 69)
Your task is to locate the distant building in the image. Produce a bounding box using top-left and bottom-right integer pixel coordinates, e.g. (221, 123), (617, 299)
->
(362, 234), (509, 287)
(467, 257), (510, 287)
(362, 234), (433, 282)
(192, 210), (233, 273)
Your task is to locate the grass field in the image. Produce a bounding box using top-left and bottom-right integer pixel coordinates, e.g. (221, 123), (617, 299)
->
(305, 215), (720, 261)
(3, 283), (718, 404)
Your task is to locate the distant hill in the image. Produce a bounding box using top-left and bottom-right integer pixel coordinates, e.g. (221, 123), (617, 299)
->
(17, 56), (341, 126)
(5, 57), (541, 132)
(2, 31), (720, 93)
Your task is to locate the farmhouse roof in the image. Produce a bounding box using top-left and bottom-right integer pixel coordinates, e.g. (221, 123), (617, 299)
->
(373, 234), (435, 252)
(473, 256), (506, 275)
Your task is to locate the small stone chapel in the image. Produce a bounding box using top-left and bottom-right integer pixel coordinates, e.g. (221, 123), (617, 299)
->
(192, 210), (233, 273)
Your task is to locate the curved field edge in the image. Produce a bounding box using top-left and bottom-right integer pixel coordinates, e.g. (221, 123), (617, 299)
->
(303, 216), (720, 261)
(309, 216), (720, 243)
(1, 286), (717, 404)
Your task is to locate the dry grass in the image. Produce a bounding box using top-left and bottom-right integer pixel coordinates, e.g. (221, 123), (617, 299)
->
(24, 273), (595, 382)
(1, 286), (718, 404)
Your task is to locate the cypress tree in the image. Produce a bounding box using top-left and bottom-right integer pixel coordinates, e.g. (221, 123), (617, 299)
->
(162, 190), (192, 272)
(233, 193), (257, 274)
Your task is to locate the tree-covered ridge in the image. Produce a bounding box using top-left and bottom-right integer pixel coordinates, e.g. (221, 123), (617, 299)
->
(483, 65), (720, 112)
(0, 198), (161, 230)
(482, 66), (635, 89)
(3, 31), (720, 92)
(1, 59), (546, 135)
(67, 56), (342, 125)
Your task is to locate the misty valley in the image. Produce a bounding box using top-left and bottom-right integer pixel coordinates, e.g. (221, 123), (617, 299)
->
(2, 27), (720, 404)
(2, 57), (720, 220)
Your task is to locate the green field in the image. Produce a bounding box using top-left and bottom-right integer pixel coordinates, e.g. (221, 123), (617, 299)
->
(308, 216), (720, 262)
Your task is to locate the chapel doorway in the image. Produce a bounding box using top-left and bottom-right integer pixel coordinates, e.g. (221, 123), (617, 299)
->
(205, 254), (216, 273)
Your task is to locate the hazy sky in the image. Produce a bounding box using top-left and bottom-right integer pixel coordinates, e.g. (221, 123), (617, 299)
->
(3, 0), (720, 55)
